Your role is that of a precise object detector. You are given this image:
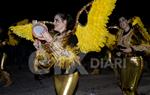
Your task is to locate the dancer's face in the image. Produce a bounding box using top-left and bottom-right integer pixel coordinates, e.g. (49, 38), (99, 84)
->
(53, 14), (67, 33)
(119, 17), (129, 31)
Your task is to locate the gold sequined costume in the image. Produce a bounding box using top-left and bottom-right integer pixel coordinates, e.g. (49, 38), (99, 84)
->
(9, 0), (117, 94)
(112, 16), (150, 95)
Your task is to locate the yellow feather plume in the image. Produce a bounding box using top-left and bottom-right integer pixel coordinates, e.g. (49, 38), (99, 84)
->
(75, 0), (117, 53)
(6, 31), (18, 46)
(105, 33), (116, 49)
(9, 23), (34, 41)
(131, 16), (150, 42)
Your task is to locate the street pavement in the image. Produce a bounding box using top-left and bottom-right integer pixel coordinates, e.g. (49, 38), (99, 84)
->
(0, 66), (150, 95)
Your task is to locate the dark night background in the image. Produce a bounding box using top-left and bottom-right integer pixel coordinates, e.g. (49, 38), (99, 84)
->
(1, 0), (150, 95)
(0, 0), (150, 67)
(0, 0), (150, 70)
(0, 0), (150, 26)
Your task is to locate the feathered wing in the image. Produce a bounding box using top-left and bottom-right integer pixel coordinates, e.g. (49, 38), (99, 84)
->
(132, 16), (150, 43)
(6, 19), (33, 46)
(9, 23), (34, 42)
(75, 0), (117, 53)
(131, 16), (150, 55)
(6, 31), (19, 46)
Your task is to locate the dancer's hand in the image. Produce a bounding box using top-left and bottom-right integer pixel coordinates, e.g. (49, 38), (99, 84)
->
(2, 41), (6, 45)
(33, 40), (41, 49)
(121, 47), (132, 53)
(41, 32), (53, 43)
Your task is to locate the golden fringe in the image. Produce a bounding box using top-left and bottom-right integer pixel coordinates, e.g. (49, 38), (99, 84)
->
(75, 0), (117, 53)
(55, 46), (79, 69)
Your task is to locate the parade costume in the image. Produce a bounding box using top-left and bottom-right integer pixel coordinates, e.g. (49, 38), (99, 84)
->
(9, 0), (117, 94)
(112, 16), (150, 95)
(0, 19), (28, 87)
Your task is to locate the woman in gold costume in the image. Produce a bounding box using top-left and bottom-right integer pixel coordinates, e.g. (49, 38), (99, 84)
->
(32, 13), (80, 95)
(9, 0), (117, 94)
(112, 16), (150, 95)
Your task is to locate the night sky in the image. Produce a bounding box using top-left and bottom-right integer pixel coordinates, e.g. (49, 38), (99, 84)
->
(0, 0), (149, 27)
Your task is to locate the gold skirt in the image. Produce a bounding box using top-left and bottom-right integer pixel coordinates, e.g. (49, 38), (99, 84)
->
(119, 56), (143, 95)
(54, 72), (79, 95)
